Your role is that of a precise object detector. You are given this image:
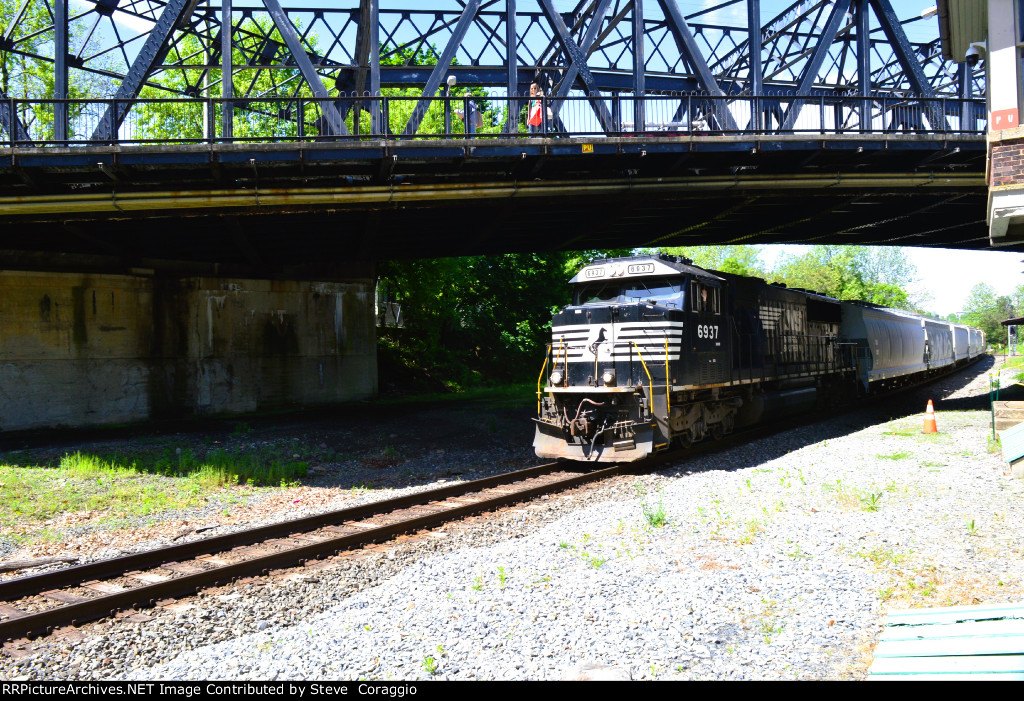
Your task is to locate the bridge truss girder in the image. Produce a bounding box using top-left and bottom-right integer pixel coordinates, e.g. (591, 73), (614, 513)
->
(0, 0), (985, 140)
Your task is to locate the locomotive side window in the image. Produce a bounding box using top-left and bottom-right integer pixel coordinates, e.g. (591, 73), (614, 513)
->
(691, 282), (720, 314)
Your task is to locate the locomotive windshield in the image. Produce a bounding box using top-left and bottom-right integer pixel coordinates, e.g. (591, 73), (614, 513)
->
(574, 277), (684, 307)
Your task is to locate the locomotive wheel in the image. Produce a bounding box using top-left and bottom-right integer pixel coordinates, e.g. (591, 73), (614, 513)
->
(710, 424), (724, 441)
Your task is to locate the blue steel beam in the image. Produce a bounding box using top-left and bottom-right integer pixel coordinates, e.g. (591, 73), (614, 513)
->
(0, 91), (30, 144)
(633, 0), (645, 131)
(54, 0), (69, 142)
(747, 0), (762, 130)
(547, 0), (614, 117)
(505, 0), (517, 134)
(778, 0), (851, 132)
(658, 0), (738, 131)
(262, 0), (349, 136)
(538, 0), (614, 133)
(869, 0), (948, 131)
(91, 0), (195, 141)
(221, 0), (233, 138)
(402, 0), (482, 136)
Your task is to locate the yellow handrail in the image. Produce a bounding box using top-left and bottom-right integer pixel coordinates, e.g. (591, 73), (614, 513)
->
(632, 341), (654, 415)
(536, 343), (551, 415)
(664, 334), (671, 418)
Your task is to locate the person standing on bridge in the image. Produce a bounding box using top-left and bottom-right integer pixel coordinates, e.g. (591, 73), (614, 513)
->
(456, 94), (481, 135)
(528, 83), (545, 134)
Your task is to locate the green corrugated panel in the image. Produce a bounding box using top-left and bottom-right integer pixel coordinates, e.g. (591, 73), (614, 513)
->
(870, 654), (1024, 676)
(868, 673), (1024, 681)
(880, 619), (1024, 641)
(999, 422), (1024, 465)
(887, 602), (1024, 626)
(868, 603), (1024, 678)
(874, 633), (1024, 658)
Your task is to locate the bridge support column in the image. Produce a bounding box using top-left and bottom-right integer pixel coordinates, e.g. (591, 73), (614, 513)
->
(0, 270), (377, 432)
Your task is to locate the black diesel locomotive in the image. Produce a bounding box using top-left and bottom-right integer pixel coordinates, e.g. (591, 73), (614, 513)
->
(533, 254), (985, 462)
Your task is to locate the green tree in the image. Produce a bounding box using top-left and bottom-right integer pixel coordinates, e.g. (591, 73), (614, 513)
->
(656, 245), (765, 277)
(962, 283), (1013, 342)
(772, 245), (916, 309)
(372, 43), (501, 136)
(376, 248), (631, 390)
(0, 3), (111, 140)
(132, 19), (316, 141)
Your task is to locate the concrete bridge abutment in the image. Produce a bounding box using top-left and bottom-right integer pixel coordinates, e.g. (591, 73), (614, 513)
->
(0, 269), (377, 432)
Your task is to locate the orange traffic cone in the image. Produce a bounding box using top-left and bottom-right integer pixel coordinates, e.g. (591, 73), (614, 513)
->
(922, 399), (938, 434)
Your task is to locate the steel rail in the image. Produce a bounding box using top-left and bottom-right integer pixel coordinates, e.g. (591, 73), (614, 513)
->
(0, 461), (632, 641)
(0, 460), (566, 603)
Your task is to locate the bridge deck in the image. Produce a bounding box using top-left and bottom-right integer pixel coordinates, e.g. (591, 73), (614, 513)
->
(0, 133), (995, 272)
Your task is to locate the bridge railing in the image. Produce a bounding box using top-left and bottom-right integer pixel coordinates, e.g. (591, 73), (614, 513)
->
(3, 94), (987, 148)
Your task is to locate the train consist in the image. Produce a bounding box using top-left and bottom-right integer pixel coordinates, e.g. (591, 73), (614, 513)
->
(533, 254), (985, 462)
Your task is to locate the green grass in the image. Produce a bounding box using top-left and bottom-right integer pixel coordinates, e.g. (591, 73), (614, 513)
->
(0, 448), (308, 530)
(856, 545), (911, 568)
(877, 451), (912, 461)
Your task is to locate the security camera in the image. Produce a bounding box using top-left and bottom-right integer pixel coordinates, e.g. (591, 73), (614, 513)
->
(966, 41), (986, 67)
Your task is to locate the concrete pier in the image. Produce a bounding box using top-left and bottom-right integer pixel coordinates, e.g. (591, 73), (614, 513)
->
(0, 270), (376, 431)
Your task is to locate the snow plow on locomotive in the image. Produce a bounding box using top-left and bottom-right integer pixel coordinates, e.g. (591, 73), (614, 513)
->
(533, 255), (985, 462)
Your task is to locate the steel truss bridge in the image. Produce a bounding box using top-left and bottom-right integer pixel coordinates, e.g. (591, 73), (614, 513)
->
(0, 1), (1000, 274)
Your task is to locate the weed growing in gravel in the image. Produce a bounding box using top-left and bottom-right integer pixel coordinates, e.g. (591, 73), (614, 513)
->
(589, 555), (607, 569)
(860, 491), (883, 512)
(757, 599), (785, 644)
(422, 656), (438, 676)
(966, 519), (979, 536)
(987, 436), (1002, 454)
(785, 541), (812, 560)
(558, 540), (569, 549)
(738, 518), (765, 545)
(856, 545), (911, 567)
(877, 451), (911, 461)
(635, 483), (668, 528)
(497, 566), (507, 588)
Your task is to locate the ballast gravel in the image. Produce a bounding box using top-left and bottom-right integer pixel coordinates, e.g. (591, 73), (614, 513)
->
(3, 358), (1023, 681)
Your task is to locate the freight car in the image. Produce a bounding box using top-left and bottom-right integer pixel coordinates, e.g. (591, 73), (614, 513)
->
(533, 254), (984, 462)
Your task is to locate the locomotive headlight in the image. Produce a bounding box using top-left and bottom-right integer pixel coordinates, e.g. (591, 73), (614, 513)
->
(549, 370), (563, 386)
(602, 369), (616, 386)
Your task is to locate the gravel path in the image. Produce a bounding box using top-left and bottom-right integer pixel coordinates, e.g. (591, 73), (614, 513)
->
(3, 359), (1022, 681)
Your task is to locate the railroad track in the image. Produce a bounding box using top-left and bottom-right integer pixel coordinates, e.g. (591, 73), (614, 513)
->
(0, 458), (647, 641)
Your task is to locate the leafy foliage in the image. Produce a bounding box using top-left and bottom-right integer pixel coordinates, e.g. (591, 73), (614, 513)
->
(770, 245), (917, 309)
(376, 250), (629, 391)
(0, 4), (112, 140)
(655, 244), (920, 310)
(961, 283), (1014, 343)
